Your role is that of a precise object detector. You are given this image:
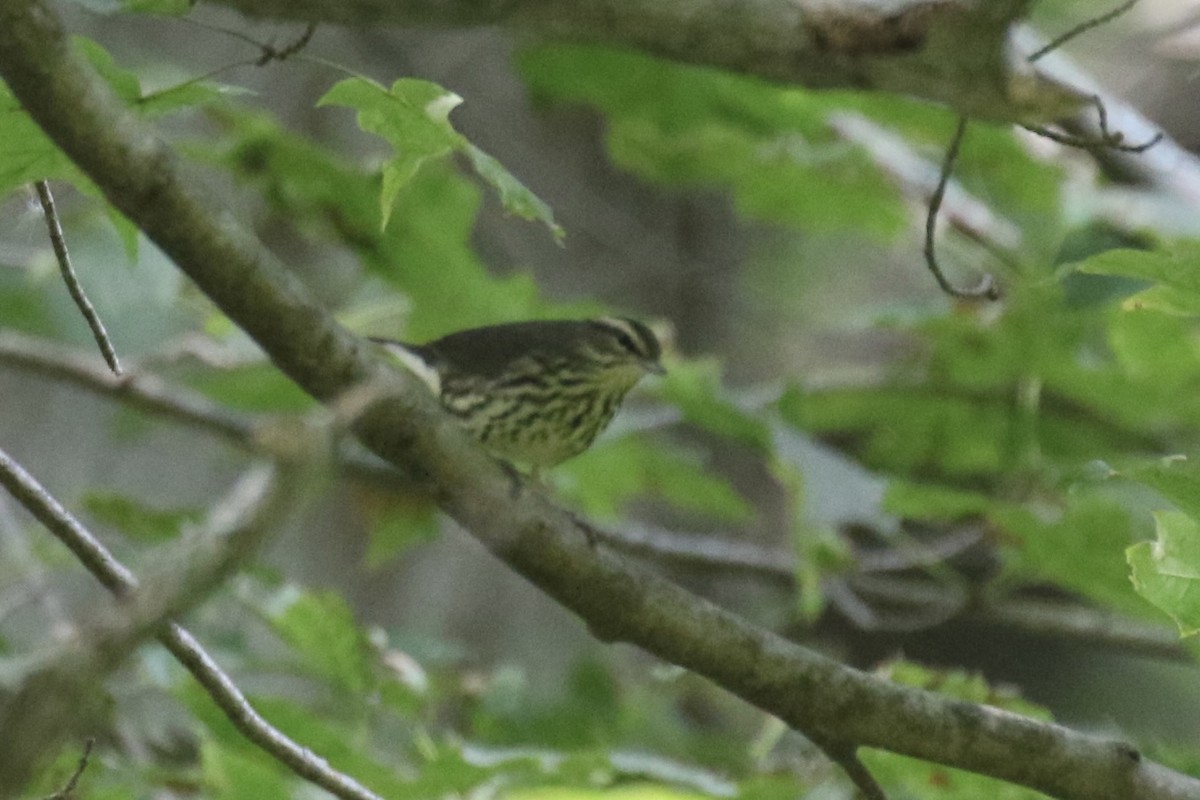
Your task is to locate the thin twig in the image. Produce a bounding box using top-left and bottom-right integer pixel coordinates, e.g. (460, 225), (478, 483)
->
(1020, 123), (1158, 153)
(1025, 2), (1162, 158)
(1090, 94), (1163, 153)
(827, 111), (1022, 266)
(0, 331), (250, 443)
(42, 738), (93, 800)
(856, 526), (985, 573)
(836, 575), (969, 633)
(0, 449), (384, 800)
(256, 23), (317, 66)
(33, 181), (121, 376)
(918, 2), (1153, 299)
(923, 117), (999, 301)
(0, 331), (403, 488)
(167, 17), (317, 67)
(136, 58), (274, 107)
(1021, 94), (1163, 154)
(1027, 0), (1139, 63)
(0, 464), (284, 793)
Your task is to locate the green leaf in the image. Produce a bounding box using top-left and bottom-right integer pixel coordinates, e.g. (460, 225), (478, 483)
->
(318, 77), (560, 237)
(185, 361), (315, 413)
(883, 481), (995, 520)
(510, 786), (706, 800)
(555, 436), (753, 523)
(0, 36), (219, 258)
(82, 491), (202, 541)
(319, 77), (460, 231)
(778, 385), (1016, 478)
(267, 589), (373, 695)
(779, 287), (1200, 482)
(862, 751), (1055, 800)
(658, 359), (770, 451)
(1073, 244), (1200, 315)
(364, 499), (441, 568)
(0, 267), (57, 335)
(73, 36), (142, 103)
(471, 661), (623, 749)
(999, 496), (1144, 616)
(1124, 458), (1200, 519)
(1128, 511), (1200, 637)
(0, 80), (91, 193)
(201, 738), (290, 800)
(198, 107), (580, 339)
(371, 164), (558, 339)
(463, 143), (563, 240)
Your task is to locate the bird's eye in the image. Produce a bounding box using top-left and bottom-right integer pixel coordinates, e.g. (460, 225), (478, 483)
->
(614, 331), (640, 356)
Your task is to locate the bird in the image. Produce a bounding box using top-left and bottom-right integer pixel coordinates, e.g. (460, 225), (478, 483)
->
(371, 317), (665, 469)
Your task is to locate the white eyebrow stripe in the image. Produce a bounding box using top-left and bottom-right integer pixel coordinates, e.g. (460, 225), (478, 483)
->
(377, 341), (442, 396)
(596, 317), (647, 355)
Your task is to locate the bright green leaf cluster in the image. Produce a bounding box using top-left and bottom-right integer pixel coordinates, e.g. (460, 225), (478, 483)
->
(519, 45), (908, 239)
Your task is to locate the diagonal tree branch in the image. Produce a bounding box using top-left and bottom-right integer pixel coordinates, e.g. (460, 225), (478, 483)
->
(0, 332), (1184, 661)
(0, 331), (1173, 665)
(1, 2), (1198, 798)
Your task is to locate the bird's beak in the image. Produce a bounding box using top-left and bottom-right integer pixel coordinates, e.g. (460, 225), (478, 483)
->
(645, 360), (667, 376)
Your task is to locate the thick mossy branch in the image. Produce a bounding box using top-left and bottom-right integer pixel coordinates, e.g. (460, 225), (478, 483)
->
(2, 1), (1199, 798)
(201, 0), (1083, 122)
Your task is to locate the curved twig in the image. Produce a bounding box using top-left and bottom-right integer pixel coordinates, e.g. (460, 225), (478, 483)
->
(33, 181), (121, 375)
(923, 117), (1000, 300)
(256, 22), (317, 66)
(1023, 96), (1162, 154)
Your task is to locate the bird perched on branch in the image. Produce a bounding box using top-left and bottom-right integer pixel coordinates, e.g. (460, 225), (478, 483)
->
(372, 317), (664, 469)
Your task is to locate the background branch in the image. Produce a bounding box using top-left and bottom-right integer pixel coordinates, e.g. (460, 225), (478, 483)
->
(0, 446), (384, 800)
(0, 332), (250, 445)
(0, 456), (288, 795)
(0, 331), (401, 487)
(1013, 25), (1200, 207)
(194, 0), (1082, 123)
